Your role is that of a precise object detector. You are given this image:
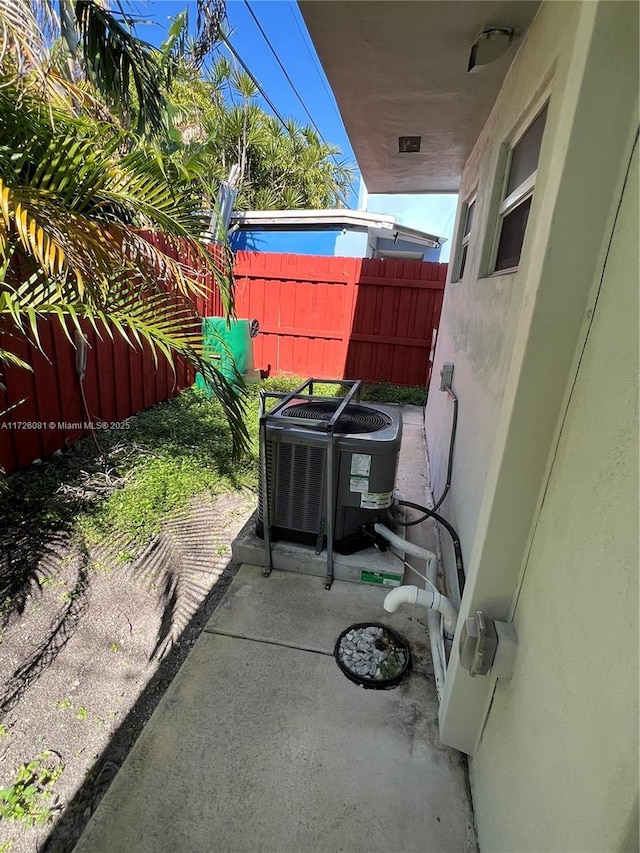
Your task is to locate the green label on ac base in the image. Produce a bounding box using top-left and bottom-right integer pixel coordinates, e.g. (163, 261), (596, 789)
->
(360, 570), (402, 588)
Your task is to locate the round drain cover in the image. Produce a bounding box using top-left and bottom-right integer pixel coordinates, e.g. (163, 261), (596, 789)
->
(334, 622), (412, 689)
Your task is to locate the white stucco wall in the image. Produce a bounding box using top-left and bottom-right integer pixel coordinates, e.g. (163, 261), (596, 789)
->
(422, 0), (639, 847)
(425, 0), (581, 570)
(472, 137), (639, 853)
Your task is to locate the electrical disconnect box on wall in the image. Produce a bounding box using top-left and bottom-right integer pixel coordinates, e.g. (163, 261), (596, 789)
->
(459, 611), (518, 679)
(440, 362), (454, 391)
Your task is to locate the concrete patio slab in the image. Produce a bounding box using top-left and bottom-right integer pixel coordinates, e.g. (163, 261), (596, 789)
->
(208, 563), (430, 655)
(75, 569), (476, 853)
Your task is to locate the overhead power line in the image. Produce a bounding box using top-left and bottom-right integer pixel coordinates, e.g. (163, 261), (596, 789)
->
(219, 11), (352, 207)
(242, 0), (341, 157)
(218, 32), (290, 131)
(286, 1), (344, 127)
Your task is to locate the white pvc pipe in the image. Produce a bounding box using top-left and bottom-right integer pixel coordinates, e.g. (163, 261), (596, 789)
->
(383, 584), (457, 642)
(425, 559), (447, 703)
(374, 522), (458, 703)
(373, 523), (437, 565)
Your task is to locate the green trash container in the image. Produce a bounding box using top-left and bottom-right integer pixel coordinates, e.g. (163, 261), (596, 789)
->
(195, 317), (255, 391)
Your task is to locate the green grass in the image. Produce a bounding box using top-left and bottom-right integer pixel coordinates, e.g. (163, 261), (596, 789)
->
(354, 382), (427, 407)
(260, 376), (426, 406)
(0, 376), (423, 561)
(76, 388), (252, 546)
(76, 380), (312, 547)
(338, 382), (427, 406)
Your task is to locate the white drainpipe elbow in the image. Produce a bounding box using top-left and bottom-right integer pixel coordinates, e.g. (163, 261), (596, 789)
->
(375, 523), (458, 641)
(373, 523), (437, 564)
(383, 584), (423, 613)
(383, 584), (457, 642)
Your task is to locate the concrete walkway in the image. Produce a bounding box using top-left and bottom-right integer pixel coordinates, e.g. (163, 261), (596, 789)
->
(75, 566), (476, 853)
(74, 406), (478, 853)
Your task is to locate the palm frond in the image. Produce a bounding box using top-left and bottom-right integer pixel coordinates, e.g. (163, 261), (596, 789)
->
(249, 185), (284, 211)
(0, 281), (248, 455)
(0, 2), (114, 116)
(157, 10), (188, 73)
(230, 67), (259, 101)
(0, 348), (31, 370)
(0, 71), (245, 450)
(75, 0), (166, 136)
(0, 0), (50, 76)
(210, 54), (232, 89)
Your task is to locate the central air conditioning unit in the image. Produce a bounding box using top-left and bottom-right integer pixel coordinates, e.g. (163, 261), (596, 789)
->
(257, 379), (402, 587)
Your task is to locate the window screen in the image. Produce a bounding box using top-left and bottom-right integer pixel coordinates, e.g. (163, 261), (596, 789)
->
(505, 104), (548, 198)
(493, 101), (549, 273)
(494, 196), (532, 271)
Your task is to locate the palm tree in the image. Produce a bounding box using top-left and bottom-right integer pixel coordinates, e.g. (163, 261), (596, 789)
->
(167, 59), (355, 210)
(0, 0), (249, 454)
(246, 119), (353, 210)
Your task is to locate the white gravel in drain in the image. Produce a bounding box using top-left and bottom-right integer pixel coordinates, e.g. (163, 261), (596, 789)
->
(337, 626), (406, 681)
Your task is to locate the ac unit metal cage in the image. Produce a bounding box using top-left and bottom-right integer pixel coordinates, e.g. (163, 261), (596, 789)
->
(257, 379), (402, 588)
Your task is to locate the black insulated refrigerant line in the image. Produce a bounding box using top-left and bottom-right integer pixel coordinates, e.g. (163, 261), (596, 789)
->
(403, 384), (458, 523)
(396, 499), (466, 600)
(433, 385), (458, 511)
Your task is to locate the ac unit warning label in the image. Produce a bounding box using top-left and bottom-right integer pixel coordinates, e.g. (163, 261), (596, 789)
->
(349, 454), (372, 493)
(350, 454), (371, 476)
(360, 491), (393, 510)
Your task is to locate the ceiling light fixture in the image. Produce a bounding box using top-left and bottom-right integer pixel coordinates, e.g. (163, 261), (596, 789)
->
(468, 27), (514, 72)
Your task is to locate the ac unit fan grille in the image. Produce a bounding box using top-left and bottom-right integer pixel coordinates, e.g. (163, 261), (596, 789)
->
(273, 442), (326, 532)
(283, 402), (390, 434)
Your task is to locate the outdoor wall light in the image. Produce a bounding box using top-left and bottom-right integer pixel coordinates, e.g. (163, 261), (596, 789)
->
(468, 27), (514, 72)
(398, 136), (421, 153)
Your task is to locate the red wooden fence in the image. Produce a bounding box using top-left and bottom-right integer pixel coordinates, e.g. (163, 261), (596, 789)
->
(233, 252), (360, 380)
(0, 238), (223, 476)
(1, 248), (446, 475)
(233, 252), (447, 386)
(345, 257), (447, 386)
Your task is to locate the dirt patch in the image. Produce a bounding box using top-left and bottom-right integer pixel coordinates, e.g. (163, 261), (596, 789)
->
(0, 489), (256, 853)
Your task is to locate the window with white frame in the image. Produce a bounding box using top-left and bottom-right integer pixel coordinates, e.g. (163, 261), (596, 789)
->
(453, 199), (475, 281)
(493, 103), (548, 273)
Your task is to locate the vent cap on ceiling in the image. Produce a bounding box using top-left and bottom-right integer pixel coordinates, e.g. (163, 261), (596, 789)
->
(398, 135), (421, 153)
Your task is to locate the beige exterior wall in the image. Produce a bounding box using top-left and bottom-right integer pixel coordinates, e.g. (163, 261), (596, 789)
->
(425, 1), (581, 570)
(472, 136), (639, 853)
(423, 0), (639, 847)
(427, 0), (638, 744)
